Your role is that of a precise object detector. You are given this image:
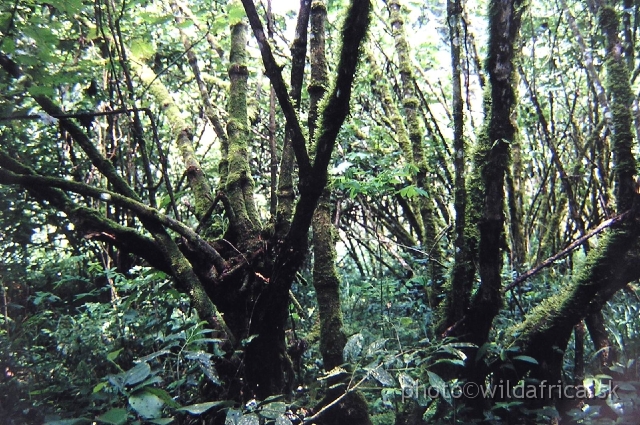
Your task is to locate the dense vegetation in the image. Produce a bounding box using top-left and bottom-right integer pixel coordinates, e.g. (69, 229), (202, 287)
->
(1, 0), (640, 424)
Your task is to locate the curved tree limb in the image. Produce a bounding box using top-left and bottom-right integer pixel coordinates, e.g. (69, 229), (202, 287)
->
(0, 151), (169, 274)
(0, 53), (140, 201)
(0, 53), (233, 343)
(0, 168), (229, 273)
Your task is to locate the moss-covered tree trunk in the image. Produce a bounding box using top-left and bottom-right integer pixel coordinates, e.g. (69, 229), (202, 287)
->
(388, 0), (444, 299)
(442, 0), (474, 330)
(447, 0), (525, 346)
(309, 3), (372, 423)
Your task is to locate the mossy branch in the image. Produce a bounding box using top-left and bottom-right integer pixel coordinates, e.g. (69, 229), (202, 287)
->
(0, 168), (229, 273)
(280, 0), (371, 274)
(0, 151), (169, 274)
(130, 59), (214, 219)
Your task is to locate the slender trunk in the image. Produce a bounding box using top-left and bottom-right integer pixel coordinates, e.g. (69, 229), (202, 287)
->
(310, 2), (371, 423)
(448, 0), (525, 346)
(388, 0), (444, 301)
(585, 310), (617, 368)
(443, 0), (473, 329)
(275, 0), (311, 238)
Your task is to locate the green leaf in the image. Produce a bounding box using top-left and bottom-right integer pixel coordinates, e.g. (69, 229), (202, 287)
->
(343, 333), (364, 362)
(228, 2), (245, 26)
(177, 401), (230, 415)
(513, 355), (539, 365)
(237, 413), (259, 425)
(427, 371), (450, 404)
(132, 376), (164, 392)
(96, 408), (128, 425)
(399, 373), (416, 393)
(275, 415), (293, 425)
(422, 401), (438, 422)
(144, 387), (181, 409)
(92, 381), (107, 393)
(225, 408), (242, 424)
(136, 349), (171, 363)
(49, 0), (84, 15)
(399, 317), (413, 327)
(147, 419), (174, 425)
(431, 358), (465, 368)
(368, 364), (395, 387)
(129, 390), (164, 419)
(107, 348), (123, 362)
(365, 338), (388, 357)
(260, 401), (287, 419)
(124, 362), (151, 386)
(130, 39), (155, 60)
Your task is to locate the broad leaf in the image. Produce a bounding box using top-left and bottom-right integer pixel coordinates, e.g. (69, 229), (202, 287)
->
(343, 333), (364, 362)
(124, 362), (151, 386)
(129, 390), (164, 419)
(96, 408), (128, 425)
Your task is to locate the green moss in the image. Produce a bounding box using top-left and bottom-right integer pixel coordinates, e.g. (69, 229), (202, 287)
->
(224, 18), (261, 235)
(509, 227), (639, 348)
(599, 4), (637, 211)
(371, 412), (395, 425)
(402, 96), (420, 110)
(131, 60), (213, 219)
(599, 6), (618, 36)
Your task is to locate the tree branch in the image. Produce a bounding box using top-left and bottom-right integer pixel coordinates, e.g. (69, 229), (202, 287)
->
(0, 53), (142, 201)
(0, 168), (229, 273)
(241, 0), (311, 176)
(279, 0), (371, 275)
(504, 212), (628, 293)
(0, 151), (170, 274)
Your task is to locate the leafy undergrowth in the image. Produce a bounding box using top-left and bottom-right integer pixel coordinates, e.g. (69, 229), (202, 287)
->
(2, 258), (640, 425)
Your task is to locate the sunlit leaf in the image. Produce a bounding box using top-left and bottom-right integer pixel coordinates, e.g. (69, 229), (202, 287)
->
(513, 355), (539, 365)
(343, 333), (364, 362)
(129, 390), (164, 419)
(177, 401), (230, 415)
(96, 408), (128, 425)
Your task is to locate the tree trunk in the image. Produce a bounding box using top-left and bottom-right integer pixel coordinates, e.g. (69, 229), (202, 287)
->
(388, 0), (444, 299)
(447, 0), (525, 346)
(442, 0), (473, 330)
(309, 3), (371, 423)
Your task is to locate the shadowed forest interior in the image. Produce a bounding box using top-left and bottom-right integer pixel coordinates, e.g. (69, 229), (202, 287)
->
(2, 0), (640, 424)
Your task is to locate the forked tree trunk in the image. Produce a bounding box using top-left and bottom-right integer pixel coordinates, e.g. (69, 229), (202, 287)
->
(0, 0), (372, 405)
(310, 3), (372, 423)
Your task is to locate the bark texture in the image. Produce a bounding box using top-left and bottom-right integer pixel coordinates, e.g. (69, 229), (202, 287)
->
(448, 0), (525, 346)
